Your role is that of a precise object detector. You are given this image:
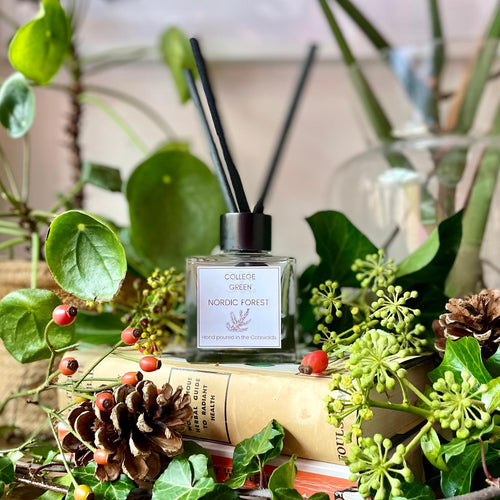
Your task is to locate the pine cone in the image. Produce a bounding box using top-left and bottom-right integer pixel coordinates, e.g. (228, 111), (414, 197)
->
(433, 289), (500, 360)
(61, 380), (192, 484)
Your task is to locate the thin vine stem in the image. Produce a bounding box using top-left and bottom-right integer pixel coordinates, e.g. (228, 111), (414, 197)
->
(22, 134), (30, 203)
(31, 232), (40, 288)
(78, 93), (149, 154)
(0, 145), (20, 201)
(0, 237), (27, 251)
(49, 180), (84, 213)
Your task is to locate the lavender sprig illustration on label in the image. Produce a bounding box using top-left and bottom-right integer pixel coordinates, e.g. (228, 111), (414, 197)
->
(226, 308), (251, 332)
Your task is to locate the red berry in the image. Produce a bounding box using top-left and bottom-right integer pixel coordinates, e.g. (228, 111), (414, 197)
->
(300, 350), (329, 374)
(93, 448), (110, 465)
(57, 422), (69, 442)
(52, 305), (77, 326)
(120, 371), (143, 386)
(59, 357), (79, 376)
(74, 484), (94, 500)
(95, 392), (115, 411)
(139, 356), (162, 372)
(121, 327), (142, 345)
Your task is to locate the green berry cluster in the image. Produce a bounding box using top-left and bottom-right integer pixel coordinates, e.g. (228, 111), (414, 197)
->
(117, 268), (186, 354)
(370, 286), (420, 332)
(430, 370), (491, 439)
(347, 434), (413, 500)
(351, 249), (397, 291)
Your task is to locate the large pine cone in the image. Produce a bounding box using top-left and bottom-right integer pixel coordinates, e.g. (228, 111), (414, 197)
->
(433, 289), (500, 360)
(61, 380), (192, 484)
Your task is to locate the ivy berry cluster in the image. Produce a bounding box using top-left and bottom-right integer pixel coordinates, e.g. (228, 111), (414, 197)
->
(115, 268), (186, 355)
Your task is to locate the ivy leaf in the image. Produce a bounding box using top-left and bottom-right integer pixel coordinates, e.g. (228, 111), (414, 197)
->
(440, 438), (466, 462)
(307, 494), (330, 500)
(272, 489), (303, 500)
(71, 463), (135, 500)
(481, 377), (500, 412)
(8, 0), (69, 85)
(0, 72), (35, 138)
(200, 484), (239, 500)
(0, 457), (14, 484)
(429, 337), (491, 384)
(306, 211), (377, 288)
(396, 211), (462, 288)
(126, 151), (225, 271)
(0, 289), (74, 363)
(420, 427), (447, 471)
(81, 162), (123, 192)
(37, 474), (72, 500)
(160, 27), (198, 103)
(268, 455), (297, 494)
(45, 210), (127, 301)
(225, 420), (285, 489)
(152, 454), (215, 500)
(393, 480), (436, 500)
(440, 442), (483, 497)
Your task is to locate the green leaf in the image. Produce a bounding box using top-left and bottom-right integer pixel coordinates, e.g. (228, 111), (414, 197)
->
(160, 27), (198, 103)
(81, 162), (123, 192)
(481, 377), (500, 412)
(307, 494), (330, 500)
(268, 455), (297, 500)
(115, 226), (155, 278)
(440, 442), (483, 496)
(200, 484), (239, 500)
(306, 211), (377, 288)
(72, 463), (135, 500)
(152, 454), (215, 500)
(0, 289), (74, 363)
(0, 72), (35, 138)
(75, 311), (122, 345)
(0, 483), (4, 498)
(272, 489), (303, 500)
(225, 420), (285, 489)
(429, 337), (491, 385)
(440, 438), (466, 462)
(45, 210), (127, 301)
(393, 480), (436, 500)
(0, 457), (14, 484)
(126, 151), (225, 271)
(8, 0), (69, 85)
(420, 427), (447, 471)
(396, 210), (463, 288)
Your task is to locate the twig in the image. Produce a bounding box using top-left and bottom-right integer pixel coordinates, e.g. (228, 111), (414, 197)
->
(15, 475), (68, 494)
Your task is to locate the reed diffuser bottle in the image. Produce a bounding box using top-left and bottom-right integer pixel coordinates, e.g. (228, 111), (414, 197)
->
(184, 39), (315, 363)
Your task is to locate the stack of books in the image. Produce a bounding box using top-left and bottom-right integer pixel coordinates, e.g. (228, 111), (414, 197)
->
(61, 348), (430, 499)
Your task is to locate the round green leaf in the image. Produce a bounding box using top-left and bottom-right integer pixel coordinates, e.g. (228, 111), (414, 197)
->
(8, 0), (69, 85)
(0, 73), (35, 138)
(126, 151), (225, 271)
(160, 27), (198, 103)
(45, 210), (127, 301)
(0, 289), (74, 363)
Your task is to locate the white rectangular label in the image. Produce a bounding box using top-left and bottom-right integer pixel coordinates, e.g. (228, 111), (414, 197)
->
(197, 266), (281, 349)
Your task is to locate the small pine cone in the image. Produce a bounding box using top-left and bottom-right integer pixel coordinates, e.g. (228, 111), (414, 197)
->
(61, 380), (192, 484)
(433, 289), (500, 360)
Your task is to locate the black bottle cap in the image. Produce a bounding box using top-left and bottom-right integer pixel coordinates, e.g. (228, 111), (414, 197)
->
(220, 213), (272, 251)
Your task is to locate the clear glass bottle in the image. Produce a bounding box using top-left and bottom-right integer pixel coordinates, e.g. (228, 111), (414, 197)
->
(185, 213), (296, 363)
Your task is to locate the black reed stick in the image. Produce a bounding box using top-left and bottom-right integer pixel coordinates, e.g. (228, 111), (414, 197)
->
(190, 38), (250, 213)
(253, 44), (317, 213)
(184, 68), (237, 212)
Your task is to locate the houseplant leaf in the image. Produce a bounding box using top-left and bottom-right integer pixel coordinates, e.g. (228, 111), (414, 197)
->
(45, 210), (127, 301)
(126, 150), (225, 271)
(81, 162), (123, 192)
(306, 210), (377, 288)
(268, 455), (297, 499)
(429, 337), (491, 384)
(160, 27), (198, 103)
(8, 0), (69, 85)
(152, 454), (215, 499)
(0, 289), (74, 363)
(0, 72), (35, 138)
